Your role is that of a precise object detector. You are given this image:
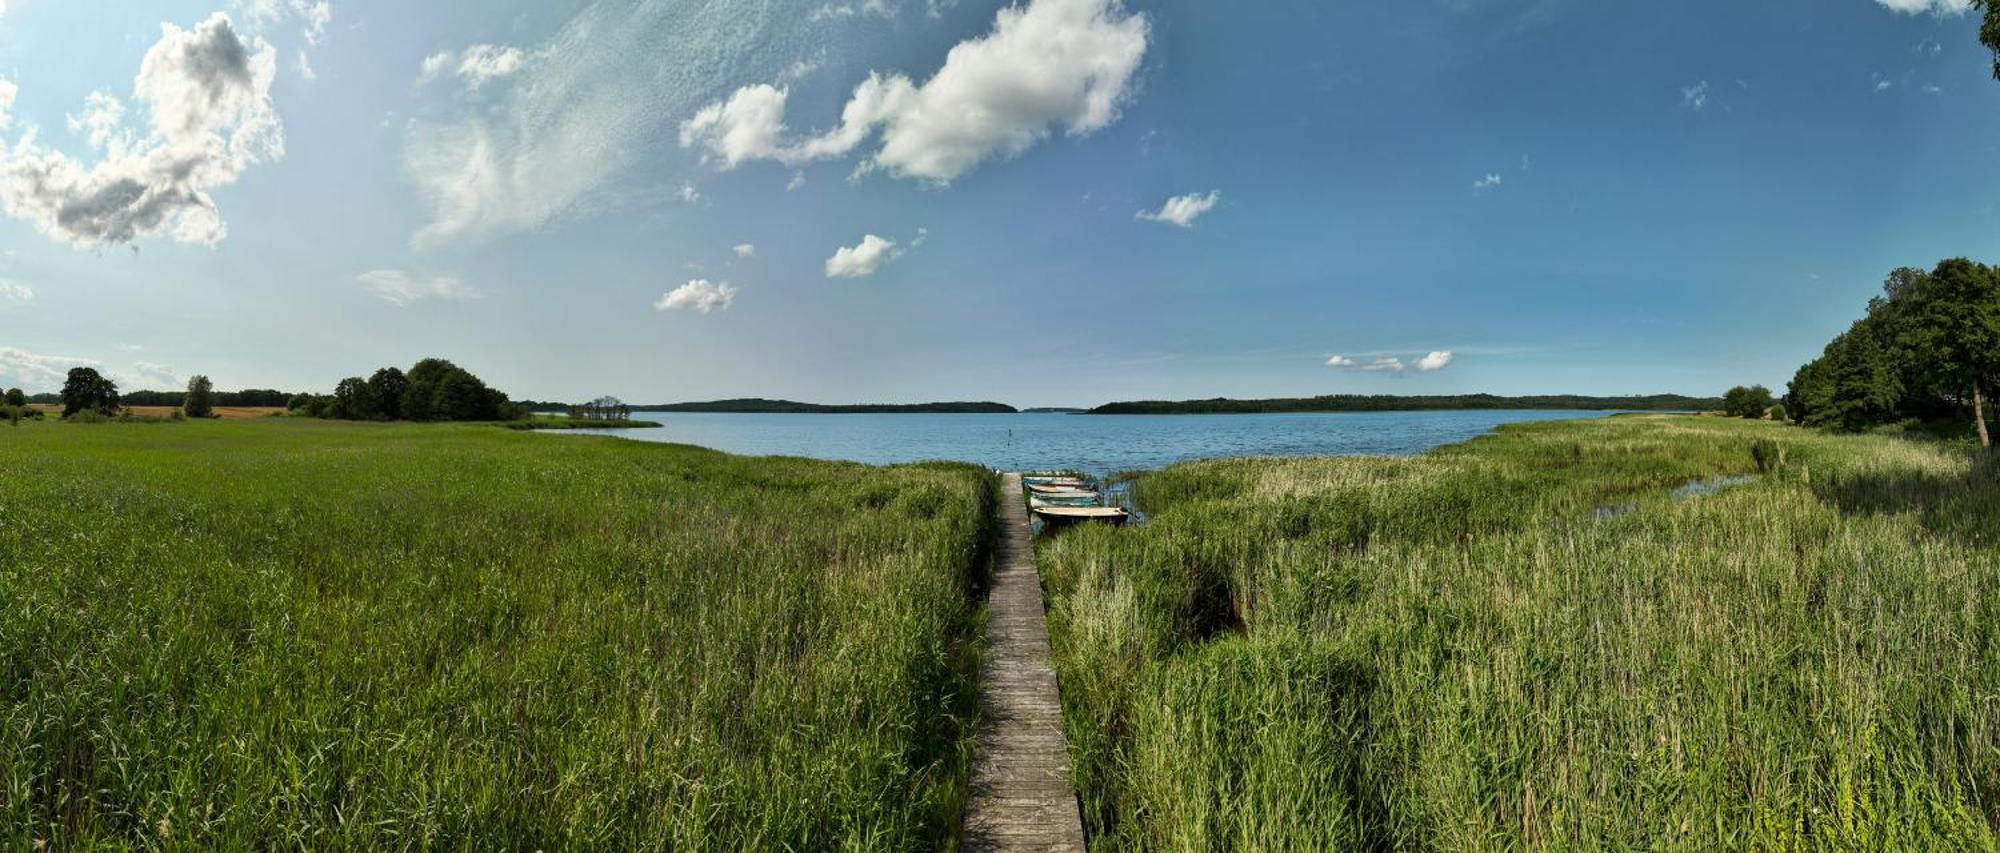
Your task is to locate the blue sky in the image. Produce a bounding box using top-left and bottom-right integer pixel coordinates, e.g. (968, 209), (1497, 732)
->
(0, 0), (1995, 408)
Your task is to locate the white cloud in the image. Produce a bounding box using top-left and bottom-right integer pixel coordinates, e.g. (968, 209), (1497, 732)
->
(1873, 0), (1974, 13)
(1136, 190), (1220, 228)
(682, 0), (1149, 184)
(732, 243), (755, 258)
(357, 269), (483, 306)
(678, 83), (792, 168)
(786, 170), (807, 191)
(1875, 78), (1894, 92)
(808, 0), (894, 22)
(0, 14), (283, 248)
(1681, 80), (1708, 110)
(1413, 350), (1453, 372)
(0, 79), (16, 131)
(654, 278), (737, 313)
(1473, 173), (1502, 190)
(0, 346), (98, 388)
(421, 44), (528, 91)
(296, 49), (318, 81)
(825, 233), (903, 278)
(403, 2), (812, 249)
(1326, 351), (1453, 375)
(0, 279), (30, 303)
(678, 183), (704, 204)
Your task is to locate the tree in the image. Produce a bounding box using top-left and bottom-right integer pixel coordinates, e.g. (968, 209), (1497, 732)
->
(184, 375), (216, 418)
(1722, 385), (1774, 419)
(59, 367), (119, 418)
(366, 367), (408, 421)
(3, 388), (23, 407)
(1978, 0), (2000, 79)
(1895, 259), (2000, 448)
(331, 377), (375, 420)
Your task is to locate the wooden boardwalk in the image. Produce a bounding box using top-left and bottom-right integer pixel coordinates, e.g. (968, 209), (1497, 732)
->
(964, 474), (1087, 852)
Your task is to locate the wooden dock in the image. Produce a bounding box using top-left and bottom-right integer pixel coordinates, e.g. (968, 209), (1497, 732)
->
(964, 473), (1087, 851)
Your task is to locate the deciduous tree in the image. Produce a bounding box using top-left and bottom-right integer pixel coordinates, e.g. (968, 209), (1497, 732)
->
(59, 368), (119, 418)
(184, 375), (216, 419)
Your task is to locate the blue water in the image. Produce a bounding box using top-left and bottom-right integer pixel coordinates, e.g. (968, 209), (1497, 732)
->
(554, 410), (1625, 475)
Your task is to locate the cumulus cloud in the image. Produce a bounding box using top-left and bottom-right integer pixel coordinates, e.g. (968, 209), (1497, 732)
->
(1472, 173), (1502, 190)
(357, 269), (483, 306)
(0, 14), (282, 248)
(1873, 0), (1974, 12)
(1136, 190), (1220, 228)
(0, 279), (30, 303)
(733, 243), (755, 258)
(654, 278), (737, 313)
(1326, 351), (1454, 375)
(0, 346), (97, 388)
(825, 233), (903, 278)
(1414, 350), (1454, 372)
(420, 44), (528, 91)
(682, 0), (1150, 184)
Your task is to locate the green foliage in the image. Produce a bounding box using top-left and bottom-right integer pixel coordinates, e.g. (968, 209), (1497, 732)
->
(366, 367), (407, 420)
(1979, 0), (2000, 79)
(1768, 402), (1788, 422)
(1751, 437), (1787, 474)
(0, 419), (993, 848)
(58, 367), (119, 418)
(309, 359), (524, 422)
(183, 375), (215, 418)
(1722, 385), (1774, 418)
(3, 388), (22, 407)
(1039, 415), (2000, 849)
(1788, 259), (2000, 438)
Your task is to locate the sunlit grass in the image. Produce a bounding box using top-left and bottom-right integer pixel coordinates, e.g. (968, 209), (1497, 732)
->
(1039, 414), (2000, 850)
(0, 418), (994, 850)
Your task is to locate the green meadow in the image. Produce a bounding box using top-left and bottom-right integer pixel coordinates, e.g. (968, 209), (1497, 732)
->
(0, 418), (993, 849)
(1039, 415), (2000, 850)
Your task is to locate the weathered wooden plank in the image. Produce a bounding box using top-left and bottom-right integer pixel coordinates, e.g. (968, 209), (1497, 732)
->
(964, 473), (1088, 852)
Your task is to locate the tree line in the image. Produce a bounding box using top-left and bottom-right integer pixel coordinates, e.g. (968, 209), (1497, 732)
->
(1088, 393), (1725, 416)
(1784, 259), (1998, 446)
(291, 358), (529, 422)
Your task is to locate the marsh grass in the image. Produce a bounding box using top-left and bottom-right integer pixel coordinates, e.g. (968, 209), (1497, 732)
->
(1038, 415), (2000, 850)
(0, 418), (993, 850)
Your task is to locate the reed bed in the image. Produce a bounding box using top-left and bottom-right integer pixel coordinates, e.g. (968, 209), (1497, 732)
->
(1039, 414), (2000, 850)
(0, 418), (994, 850)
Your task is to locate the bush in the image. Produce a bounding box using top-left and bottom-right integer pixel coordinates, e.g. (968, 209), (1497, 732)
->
(66, 409), (111, 424)
(1723, 385), (1775, 419)
(1768, 403), (1788, 423)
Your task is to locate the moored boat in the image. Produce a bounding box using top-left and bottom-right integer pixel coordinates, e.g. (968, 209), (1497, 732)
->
(1030, 505), (1129, 526)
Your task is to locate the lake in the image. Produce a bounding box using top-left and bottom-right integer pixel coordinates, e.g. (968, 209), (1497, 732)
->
(554, 410), (1628, 475)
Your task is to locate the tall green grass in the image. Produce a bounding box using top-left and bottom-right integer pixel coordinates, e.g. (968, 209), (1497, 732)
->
(1039, 415), (2000, 850)
(0, 418), (994, 849)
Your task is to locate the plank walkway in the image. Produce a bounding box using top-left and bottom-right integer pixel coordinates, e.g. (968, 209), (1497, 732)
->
(964, 473), (1087, 852)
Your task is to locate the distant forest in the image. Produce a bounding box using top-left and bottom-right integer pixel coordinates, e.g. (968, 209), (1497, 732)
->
(27, 388), (296, 408)
(636, 398), (1019, 414)
(1088, 394), (1724, 415)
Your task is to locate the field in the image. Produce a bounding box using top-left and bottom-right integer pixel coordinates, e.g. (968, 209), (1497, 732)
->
(0, 418), (994, 849)
(24, 405), (286, 420)
(1038, 414), (2000, 850)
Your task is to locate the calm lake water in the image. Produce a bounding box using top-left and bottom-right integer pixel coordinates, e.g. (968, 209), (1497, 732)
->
(556, 410), (1624, 475)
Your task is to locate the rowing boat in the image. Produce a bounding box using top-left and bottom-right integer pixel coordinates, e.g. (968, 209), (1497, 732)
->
(1029, 493), (1101, 508)
(1031, 505), (1129, 526)
(1026, 481), (1092, 494)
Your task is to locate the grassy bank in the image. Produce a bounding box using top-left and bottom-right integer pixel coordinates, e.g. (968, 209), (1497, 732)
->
(0, 418), (994, 849)
(503, 415), (665, 430)
(1038, 414), (2000, 849)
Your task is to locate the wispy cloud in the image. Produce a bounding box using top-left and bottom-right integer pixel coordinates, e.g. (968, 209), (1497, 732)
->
(1472, 173), (1503, 190)
(1681, 80), (1709, 111)
(0, 346), (98, 388)
(1136, 190), (1221, 228)
(1872, 0), (1975, 14)
(732, 243), (756, 258)
(0, 280), (30, 303)
(357, 269), (483, 306)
